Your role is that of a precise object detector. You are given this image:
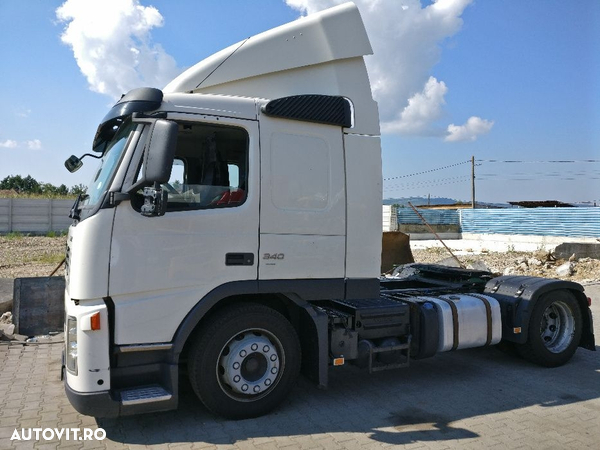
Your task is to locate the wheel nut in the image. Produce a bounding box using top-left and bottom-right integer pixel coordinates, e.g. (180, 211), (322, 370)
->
(240, 350), (247, 357)
(254, 386), (260, 393)
(233, 362), (240, 370)
(242, 384), (248, 392)
(233, 375), (241, 383)
(251, 344), (258, 351)
(271, 367), (277, 374)
(265, 379), (271, 386)
(263, 345), (270, 352)
(270, 354), (277, 361)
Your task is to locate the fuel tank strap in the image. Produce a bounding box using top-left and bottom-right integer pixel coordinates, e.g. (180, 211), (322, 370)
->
(433, 296), (459, 351)
(469, 294), (494, 346)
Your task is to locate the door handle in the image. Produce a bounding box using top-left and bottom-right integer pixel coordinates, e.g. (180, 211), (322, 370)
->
(225, 253), (254, 266)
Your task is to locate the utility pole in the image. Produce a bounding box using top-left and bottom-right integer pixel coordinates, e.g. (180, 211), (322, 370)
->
(471, 155), (476, 209)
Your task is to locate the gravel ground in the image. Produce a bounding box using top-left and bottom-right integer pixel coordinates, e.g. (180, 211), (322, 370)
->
(0, 235), (67, 278)
(0, 235), (599, 284)
(411, 247), (600, 284)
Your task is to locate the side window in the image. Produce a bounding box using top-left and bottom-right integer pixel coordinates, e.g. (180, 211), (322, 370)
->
(164, 122), (248, 211)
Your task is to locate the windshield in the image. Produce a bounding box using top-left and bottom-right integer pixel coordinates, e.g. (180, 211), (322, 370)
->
(83, 120), (136, 208)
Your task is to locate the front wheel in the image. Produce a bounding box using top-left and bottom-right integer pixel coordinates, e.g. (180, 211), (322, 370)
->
(188, 303), (301, 419)
(516, 290), (582, 367)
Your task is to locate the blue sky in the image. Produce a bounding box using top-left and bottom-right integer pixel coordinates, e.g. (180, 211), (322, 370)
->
(0, 0), (598, 204)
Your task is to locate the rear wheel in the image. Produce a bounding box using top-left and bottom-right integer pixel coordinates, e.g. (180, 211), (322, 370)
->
(517, 290), (582, 367)
(188, 303), (301, 419)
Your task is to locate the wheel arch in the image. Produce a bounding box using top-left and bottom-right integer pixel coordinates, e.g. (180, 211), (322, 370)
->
(485, 276), (595, 349)
(169, 280), (329, 387)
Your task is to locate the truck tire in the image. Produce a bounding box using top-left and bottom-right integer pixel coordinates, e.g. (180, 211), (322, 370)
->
(516, 290), (582, 367)
(188, 303), (301, 419)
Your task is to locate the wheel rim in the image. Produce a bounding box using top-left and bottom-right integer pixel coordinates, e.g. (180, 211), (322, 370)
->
(217, 328), (284, 401)
(540, 300), (575, 354)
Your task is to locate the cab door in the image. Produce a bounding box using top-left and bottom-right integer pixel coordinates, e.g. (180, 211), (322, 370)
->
(109, 116), (259, 345)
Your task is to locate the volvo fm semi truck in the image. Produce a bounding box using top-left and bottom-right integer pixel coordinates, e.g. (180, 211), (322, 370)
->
(62, 2), (595, 419)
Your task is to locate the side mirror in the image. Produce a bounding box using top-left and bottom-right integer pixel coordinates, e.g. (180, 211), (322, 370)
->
(129, 119), (178, 193)
(144, 119), (179, 184)
(65, 152), (102, 173)
(65, 155), (83, 173)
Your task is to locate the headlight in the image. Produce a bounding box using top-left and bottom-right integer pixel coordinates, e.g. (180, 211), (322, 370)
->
(66, 316), (78, 375)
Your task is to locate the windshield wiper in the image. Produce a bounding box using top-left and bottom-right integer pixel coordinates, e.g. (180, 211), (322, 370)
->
(69, 194), (89, 221)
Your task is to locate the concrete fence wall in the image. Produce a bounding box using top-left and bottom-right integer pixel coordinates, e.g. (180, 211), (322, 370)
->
(0, 198), (73, 233)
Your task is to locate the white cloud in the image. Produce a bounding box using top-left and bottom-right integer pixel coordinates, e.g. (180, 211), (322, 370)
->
(0, 139), (43, 150)
(26, 139), (43, 150)
(382, 76), (447, 135)
(56, 0), (181, 100)
(445, 116), (494, 142)
(286, 0), (493, 139)
(54, 0), (493, 140)
(0, 140), (18, 148)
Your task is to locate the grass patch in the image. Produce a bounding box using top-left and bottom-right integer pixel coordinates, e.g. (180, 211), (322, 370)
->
(46, 230), (67, 238)
(5, 231), (25, 240)
(25, 252), (65, 265)
(425, 246), (446, 255)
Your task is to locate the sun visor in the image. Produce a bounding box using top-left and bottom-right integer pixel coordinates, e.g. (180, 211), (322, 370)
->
(92, 88), (163, 151)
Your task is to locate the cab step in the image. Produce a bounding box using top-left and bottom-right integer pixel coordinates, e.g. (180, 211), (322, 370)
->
(120, 385), (172, 406)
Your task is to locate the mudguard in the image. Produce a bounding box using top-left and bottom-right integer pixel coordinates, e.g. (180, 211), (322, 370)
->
(168, 280), (330, 388)
(484, 276), (595, 350)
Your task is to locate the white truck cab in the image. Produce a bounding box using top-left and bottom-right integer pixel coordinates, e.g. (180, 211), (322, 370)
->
(63, 2), (595, 419)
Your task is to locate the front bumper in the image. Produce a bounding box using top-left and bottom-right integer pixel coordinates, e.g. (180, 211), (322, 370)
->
(65, 382), (120, 417)
(63, 346), (179, 417)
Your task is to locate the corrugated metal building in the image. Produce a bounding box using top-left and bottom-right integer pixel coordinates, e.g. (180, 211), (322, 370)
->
(460, 208), (600, 238)
(394, 207), (600, 239)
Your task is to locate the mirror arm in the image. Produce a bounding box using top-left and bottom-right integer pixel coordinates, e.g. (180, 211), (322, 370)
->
(108, 191), (130, 207)
(80, 153), (103, 160)
(64, 153), (103, 173)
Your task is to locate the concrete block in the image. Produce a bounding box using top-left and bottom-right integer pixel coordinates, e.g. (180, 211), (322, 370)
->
(0, 323), (15, 335)
(554, 242), (600, 260)
(555, 262), (574, 277)
(13, 277), (65, 336)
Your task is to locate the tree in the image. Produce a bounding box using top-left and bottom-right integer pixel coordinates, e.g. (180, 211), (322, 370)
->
(0, 175), (22, 191)
(40, 183), (57, 195)
(70, 184), (87, 196)
(0, 175), (85, 197)
(21, 175), (40, 193)
(0, 174), (40, 193)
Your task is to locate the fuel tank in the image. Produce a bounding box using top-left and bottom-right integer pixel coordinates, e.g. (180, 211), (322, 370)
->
(419, 294), (502, 352)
